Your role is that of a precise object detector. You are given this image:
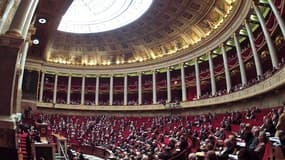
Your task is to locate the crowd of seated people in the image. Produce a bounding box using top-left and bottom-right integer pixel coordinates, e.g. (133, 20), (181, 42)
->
(128, 100), (138, 105)
(113, 100), (124, 105)
(56, 97), (67, 104)
(84, 100), (95, 105)
(70, 99), (81, 105)
(197, 62), (285, 100)
(19, 104), (285, 160)
(142, 99), (152, 105)
(43, 96), (53, 103)
(98, 101), (109, 105)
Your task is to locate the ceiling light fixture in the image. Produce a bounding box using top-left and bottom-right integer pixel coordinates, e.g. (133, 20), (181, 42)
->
(32, 39), (40, 45)
(38, 18), (47, 24)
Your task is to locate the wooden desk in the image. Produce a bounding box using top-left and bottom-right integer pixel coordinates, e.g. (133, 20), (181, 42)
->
(32, 143), (55, 160)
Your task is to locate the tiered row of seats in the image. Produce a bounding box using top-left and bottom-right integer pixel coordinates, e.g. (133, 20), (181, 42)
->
(23, 105), (285, 160)
(17, 132), (29, 160)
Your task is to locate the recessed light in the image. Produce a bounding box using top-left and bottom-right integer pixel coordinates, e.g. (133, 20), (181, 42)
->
(32, 39), (39, 45)
(38, 18), (47, 24)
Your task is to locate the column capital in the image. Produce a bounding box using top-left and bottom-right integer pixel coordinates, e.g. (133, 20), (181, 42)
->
(6, 0), (35, 38)
(250, 0), (261, 9)
(243, 19), (248, 25)
(232, 32), (237, 38)
(251, 0), (258, 6)
(5, 30), (22, 38)
(24, 25), (37, 43)
(0, 34), (24, 48)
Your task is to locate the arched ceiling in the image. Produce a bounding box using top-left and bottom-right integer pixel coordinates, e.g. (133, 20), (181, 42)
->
(29, 0), (237, 67)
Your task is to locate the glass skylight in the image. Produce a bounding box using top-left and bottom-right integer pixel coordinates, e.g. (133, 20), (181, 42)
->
(58, 0), (153, 33)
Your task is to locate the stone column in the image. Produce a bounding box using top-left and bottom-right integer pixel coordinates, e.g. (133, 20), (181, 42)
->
(81, 76), (85, 105)
(14, 0), (38, 114)
(15, 41), (29, 113)
(221, 44), (232, 93)
(181, 63), (187, 101)
(17, 41), (29, 92)
(195, 58), (201, 99)
(245, 20), (263, 78)
(109, 75), (113, 105)
(252, 2), (278, 68)
(39, 71), (45, 102)
(95, 76), (99, 105)
(152, 71), (157, 104)
(167, 68), (171, 102)
(0, 1), (39, 157)
(6, 0), (35, 37)
(0, 35), (23, 158)
(138, 72), (142, 105)
(124, 75), (128, 105)
(0, 0), (19, 33)
(22, 0), (38, 38)
(268, 0), (285, 39)
(67, 75), (71, 104)
(53, 74), (58, 104)
(233, 33), (247, 85)
(208, 52), (216, 96)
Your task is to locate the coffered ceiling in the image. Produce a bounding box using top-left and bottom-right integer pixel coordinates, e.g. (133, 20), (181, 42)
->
(28, 0), (237, 66)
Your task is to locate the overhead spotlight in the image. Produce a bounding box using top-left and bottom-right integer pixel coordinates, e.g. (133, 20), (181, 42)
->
(32, 39), (40, 45)
(38, 18), (47, 24)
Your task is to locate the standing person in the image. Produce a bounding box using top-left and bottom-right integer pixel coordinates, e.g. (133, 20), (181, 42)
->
(276, 105), (285, 137)
(26, 132), (32, 160)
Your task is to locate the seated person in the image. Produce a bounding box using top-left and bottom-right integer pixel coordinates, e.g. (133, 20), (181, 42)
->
(253, 131), (268, 160)
(215, 128), (225, 140)
(188, 153), (197, 160)
(219, 139), (235, 160)
(238, 148), (257, 160)
(205, 150), (218, 160)
(262, 118), (276, 136)
(279, 131), (285, 157)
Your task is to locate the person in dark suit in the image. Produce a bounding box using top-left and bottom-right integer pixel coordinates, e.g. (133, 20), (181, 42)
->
(26, 132), (32, 160)
(276, 105), (285, 137)
(219, 139), (235, 160)
(79, 152), (85, 160)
